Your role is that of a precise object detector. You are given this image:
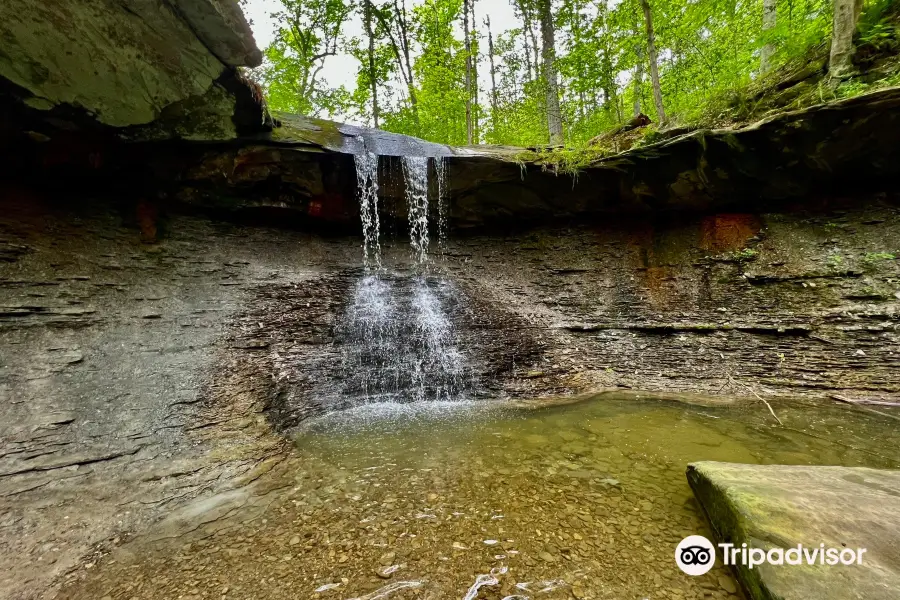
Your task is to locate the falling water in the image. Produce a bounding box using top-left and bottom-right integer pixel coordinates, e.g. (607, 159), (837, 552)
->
(355, 147), (381, 270)
(339, 152), (471, 406)
(434, 157), (450, 251)
(338, 274), (469, 404)
(402, 156), (430, 265)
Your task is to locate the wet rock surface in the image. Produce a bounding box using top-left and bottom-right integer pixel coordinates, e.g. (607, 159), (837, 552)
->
(0, 192), (331, 598)
(225, 268), (545, 430)
(0, 187), (898, 598)
(687, 462), (900, 600)
(441, 201), (900, 401)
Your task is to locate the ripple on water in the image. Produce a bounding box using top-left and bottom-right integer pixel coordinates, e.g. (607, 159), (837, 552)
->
(295, 398), (502, 436)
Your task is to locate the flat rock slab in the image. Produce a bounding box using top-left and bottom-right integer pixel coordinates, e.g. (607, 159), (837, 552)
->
(687, 462), (900, 600)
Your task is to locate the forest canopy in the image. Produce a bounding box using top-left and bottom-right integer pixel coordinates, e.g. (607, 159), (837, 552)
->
(250, 0), (899, 148)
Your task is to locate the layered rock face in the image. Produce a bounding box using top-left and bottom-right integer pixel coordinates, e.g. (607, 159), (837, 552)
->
(126, 88), (900, 230)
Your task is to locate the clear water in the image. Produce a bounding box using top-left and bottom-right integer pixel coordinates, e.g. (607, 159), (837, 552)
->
(60, 394), (900, 600)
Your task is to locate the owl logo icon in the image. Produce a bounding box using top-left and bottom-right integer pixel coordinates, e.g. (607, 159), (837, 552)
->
(676, 535), (716, 575)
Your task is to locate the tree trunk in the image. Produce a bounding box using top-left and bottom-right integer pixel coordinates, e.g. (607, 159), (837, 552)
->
(760, 0), (777, 73)
(633, 43), (644, 117)
(463, 0), (474, 145)
(373, 2), (419, 124)
(486, 15), (499, 134)
(394, 0), (419, 123)
(641, 0), (666, 123)
(471, 0), (480, 143)
(829, 0), (863, 79)
(522, 29), (533, 81)
(539, 0), (563, 145)
(515, 0), (537, 81)
(363, 0), (379, 128)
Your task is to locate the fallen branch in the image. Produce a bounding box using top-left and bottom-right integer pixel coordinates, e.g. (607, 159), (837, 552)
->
(831, 394), (900, 408)
(831, 395), (900, 422)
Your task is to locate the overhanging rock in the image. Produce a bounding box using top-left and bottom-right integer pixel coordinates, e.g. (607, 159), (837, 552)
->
(0, 0), (263, 139)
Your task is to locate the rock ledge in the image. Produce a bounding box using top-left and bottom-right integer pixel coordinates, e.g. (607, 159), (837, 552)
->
(687, 462), (900, 600)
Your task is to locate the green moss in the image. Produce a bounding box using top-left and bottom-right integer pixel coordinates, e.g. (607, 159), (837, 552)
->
(861, 252), (897, 271)
(863, 251), (896, 262)
(732, 248), (759, 261)
(516, 146), (613, 177)
(269, 112), (347, 149)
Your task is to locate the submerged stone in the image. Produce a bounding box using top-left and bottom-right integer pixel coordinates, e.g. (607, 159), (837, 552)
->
(687, 462), (900, 600)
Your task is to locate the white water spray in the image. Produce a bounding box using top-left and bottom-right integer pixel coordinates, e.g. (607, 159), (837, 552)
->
(355, 146), (381, 270)
(339, 275), (469, 404)
(402, 156), (430, 265)
(339, 152), (473, 406)
(434, 157), (450, 251)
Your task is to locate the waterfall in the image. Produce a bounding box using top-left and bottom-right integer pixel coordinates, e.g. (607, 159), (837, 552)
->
(337, 152), (471, 406)
(338, 275), (468, 404)
(401, 156), (430, 265)
(354, 149), (381, 270)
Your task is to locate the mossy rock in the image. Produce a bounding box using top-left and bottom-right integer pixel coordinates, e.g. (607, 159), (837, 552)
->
(687, 462), (900, 600)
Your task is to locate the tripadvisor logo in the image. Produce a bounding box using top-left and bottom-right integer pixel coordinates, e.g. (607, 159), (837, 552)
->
(675, 535), (868, 576)
(676, 535), (716, 575)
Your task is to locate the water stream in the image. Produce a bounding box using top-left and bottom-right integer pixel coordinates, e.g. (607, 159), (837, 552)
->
(401, 156), (431, 266)
(337, 274), (470, 404)
(61, 394), (900, 600)
(434, 157), (449, 253)
(354, 149), (381, 271)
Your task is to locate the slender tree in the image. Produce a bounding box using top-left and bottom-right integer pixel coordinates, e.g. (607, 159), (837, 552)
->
(471, 0), (480, 142)
(363, 0), (379, 127)
(539, 0), (563, 145)
(372, 0), (419, 123)
(760, 0), (777, 73)
(463, 0), (474, 144)
(829, 0), (863, 78)
(522, 29), (534, 81)
(633, 42), (644, 117)
(486, 15), (499, 134)
(641, 0), (666, 123)
(515, 0), (540, 80)
(261, 0), (352, 115)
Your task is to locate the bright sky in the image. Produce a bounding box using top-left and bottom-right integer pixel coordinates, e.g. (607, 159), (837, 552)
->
(241, 0), (521, 121)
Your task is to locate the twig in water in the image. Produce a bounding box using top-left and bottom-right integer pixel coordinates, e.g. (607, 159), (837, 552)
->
(831, 394), (900, 407)
(726, 373), (783, 426)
